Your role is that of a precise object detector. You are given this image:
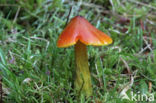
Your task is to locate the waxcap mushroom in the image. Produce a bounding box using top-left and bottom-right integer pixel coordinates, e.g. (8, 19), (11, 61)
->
(57, 16), (113, 97)
(57, 16), (112, 48)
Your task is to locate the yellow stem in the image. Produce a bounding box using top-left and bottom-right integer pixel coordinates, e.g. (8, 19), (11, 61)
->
(74, 41), (92, 97)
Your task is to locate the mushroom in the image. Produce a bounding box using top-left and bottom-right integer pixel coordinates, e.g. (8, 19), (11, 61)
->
(57, 16), (112, 97)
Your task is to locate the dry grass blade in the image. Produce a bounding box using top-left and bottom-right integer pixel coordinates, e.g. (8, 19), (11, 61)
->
(120, 57), (131, 74)
(119, 70), (137, 100)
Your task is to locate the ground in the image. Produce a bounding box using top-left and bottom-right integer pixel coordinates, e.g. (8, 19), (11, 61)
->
(0, 0), (156, 103)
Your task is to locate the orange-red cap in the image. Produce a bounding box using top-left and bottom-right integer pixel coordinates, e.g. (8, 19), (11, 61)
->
(57, 16), (112, 48)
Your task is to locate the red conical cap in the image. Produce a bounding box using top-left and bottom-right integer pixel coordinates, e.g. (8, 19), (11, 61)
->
(57, 16), (112, 48)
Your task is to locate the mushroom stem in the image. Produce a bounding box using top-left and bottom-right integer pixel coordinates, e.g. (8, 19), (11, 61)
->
(74, 41), (92, 97)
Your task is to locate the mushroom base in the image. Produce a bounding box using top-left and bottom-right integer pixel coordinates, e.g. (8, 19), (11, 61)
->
(74, 41), (92, 97)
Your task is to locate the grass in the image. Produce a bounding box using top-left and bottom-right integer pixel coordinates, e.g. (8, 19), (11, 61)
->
(0, 0), (156, 103)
